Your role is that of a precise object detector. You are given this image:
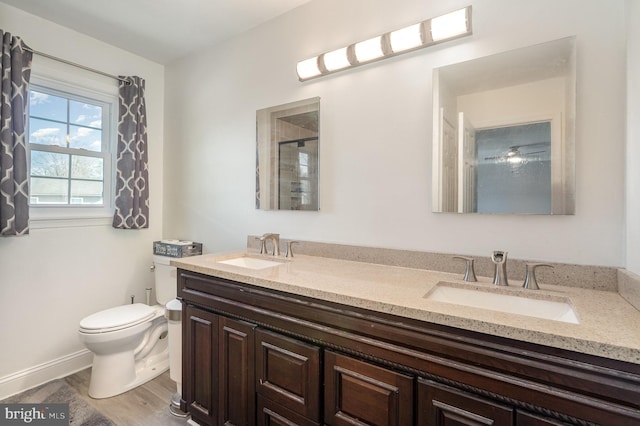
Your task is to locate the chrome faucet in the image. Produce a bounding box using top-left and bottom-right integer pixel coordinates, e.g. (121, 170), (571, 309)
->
(491, 250), (509, 286)
(259, 233), (280, 256)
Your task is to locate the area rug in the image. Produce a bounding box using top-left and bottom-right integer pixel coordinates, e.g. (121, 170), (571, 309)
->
(1, 379), (114, 425)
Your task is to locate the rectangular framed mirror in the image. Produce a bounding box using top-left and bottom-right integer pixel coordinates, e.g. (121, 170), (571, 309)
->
(432, 37), (576, 214)
(256, 97), (320, 210)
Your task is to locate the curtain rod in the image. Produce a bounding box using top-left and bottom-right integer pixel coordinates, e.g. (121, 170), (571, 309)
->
(26, 47), (131, 85)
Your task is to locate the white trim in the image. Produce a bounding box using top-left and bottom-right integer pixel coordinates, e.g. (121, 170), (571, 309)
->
(0, 349), (93, 400)
(27, 68), (118, 228)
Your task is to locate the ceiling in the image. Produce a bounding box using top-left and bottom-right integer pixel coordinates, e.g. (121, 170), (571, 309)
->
(1, 0), (313, 64)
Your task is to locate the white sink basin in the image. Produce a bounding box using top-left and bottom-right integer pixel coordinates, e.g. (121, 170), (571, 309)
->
(216, 256), (284, 270)
(425, 283), (579, 324)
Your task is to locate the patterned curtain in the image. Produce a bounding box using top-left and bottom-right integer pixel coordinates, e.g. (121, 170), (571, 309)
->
(112, 76), (149, 229)
(0, 31), (32, 236)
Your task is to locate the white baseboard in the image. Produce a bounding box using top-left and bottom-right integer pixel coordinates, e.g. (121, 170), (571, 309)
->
(0, 349), (93, 400)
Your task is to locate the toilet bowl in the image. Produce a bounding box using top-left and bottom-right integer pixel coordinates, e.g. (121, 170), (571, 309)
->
(78, 255), (176, 399)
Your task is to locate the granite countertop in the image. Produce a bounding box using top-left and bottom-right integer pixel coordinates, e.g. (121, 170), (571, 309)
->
(172, 251), (640, 364)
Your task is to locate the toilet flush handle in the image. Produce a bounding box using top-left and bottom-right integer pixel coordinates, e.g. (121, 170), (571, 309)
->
(150, 264), (155, 271)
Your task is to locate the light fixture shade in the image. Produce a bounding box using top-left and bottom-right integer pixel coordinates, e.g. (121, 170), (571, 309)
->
(296, 57), (321, 80)
(430, 8), (469, 41)
(355, 36), (384, 63)
(323, 47), (350, 71)
(389, 23), (423, 53)
(296, 6), (472, 81)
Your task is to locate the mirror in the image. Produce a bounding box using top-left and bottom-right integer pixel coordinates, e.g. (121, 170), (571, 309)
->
(256, 97), (320, 210)
(432, 37), (576, 214)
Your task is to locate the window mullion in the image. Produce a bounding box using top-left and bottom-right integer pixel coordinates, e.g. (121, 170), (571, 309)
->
(30, 144), (105, 158)
(67, 153), (72, 205)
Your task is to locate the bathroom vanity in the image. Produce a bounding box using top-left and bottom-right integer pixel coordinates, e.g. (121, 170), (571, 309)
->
(173, 252), (640, 426)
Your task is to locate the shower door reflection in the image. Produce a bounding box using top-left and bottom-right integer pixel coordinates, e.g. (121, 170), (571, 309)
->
(278, 138), (318, 210)
(256, 97), (320, 210)
(476, 122), (551, 214)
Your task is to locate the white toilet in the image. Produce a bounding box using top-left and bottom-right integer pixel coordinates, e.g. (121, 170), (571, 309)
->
(78, 255), (176, 399)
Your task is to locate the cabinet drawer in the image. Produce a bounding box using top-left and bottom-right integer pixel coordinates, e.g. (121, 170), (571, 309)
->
(257, 395), (320, 426)
(256, 329), (321, 421)
(417, 378), (514, 425)
(324, 351), (413, 426)
(516, 411), (570, 425)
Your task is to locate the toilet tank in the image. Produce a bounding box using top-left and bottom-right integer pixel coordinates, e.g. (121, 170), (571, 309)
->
(153, 255), (177, 304)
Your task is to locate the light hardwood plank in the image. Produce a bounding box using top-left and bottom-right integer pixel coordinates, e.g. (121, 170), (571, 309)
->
(65, 368), (189, 425)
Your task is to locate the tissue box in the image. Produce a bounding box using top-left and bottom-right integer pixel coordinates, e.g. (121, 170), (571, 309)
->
(153, 240), (203, 258)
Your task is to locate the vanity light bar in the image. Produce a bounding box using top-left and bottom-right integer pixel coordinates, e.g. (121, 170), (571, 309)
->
(296, 6), (472, 81)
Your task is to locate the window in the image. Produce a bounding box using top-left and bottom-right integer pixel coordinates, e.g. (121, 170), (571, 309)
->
(27, 78), (116, 225)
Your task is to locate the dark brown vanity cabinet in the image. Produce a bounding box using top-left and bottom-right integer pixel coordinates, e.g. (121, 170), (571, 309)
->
(417, 378), (514, 425)
(255, 329), (321, 424)
(219, 316), (256, 426)
(324, 351), (413, 425)
(179, 269), (640, 426)
(183, 305), (218, 426)
(183, 304), (256, 426)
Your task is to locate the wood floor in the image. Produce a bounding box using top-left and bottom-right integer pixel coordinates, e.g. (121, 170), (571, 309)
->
(65, 368), (190, 426)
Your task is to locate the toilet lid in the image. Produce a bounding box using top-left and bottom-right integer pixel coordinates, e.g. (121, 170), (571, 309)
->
(79, 303), (156, 334)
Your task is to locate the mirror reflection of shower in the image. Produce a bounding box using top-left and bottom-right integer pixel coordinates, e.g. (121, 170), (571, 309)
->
(432, 37), (576, 215)
(256, 97), (320, 210)
(278, 137), (318, 210)
(476, 122), (551, 214)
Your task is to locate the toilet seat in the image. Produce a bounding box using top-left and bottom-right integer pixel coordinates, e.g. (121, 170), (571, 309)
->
(80, 303), (156, 334)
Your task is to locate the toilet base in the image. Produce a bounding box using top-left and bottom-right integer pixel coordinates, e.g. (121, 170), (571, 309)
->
(88, 350), (169, 398)
(87, 327), (169, 400)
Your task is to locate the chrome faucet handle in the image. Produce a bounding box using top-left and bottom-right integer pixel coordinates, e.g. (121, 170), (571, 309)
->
(522, 263), (553, 290)
(256, 235), (268, 255)
(286, 241), (299, 258)
(453, 256), (477, 282)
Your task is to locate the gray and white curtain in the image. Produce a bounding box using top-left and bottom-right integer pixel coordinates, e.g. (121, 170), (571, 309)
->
(0, 30), (32, 236)
(113, 76), (149, 229)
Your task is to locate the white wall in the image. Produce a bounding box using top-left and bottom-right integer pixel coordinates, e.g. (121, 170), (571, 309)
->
(457, 78), (566, 129)
(0, 3), (164, 396)
(164, 0), (627, 267)
(627, 0), (640, 275)
(0, 0), (634, 399)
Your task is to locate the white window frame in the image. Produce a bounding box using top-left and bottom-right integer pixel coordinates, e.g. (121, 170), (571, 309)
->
(27, 73), (118, 228)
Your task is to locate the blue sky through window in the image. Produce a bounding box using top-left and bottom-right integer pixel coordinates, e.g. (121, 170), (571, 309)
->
(28, 89), (106, 205)
(29, 90), (103, 151)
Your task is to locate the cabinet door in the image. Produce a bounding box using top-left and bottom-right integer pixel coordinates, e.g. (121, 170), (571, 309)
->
(256, 329), (321, 421)
(324, 351), (413, 426)
(183, 305), (218, 426)
(417, 378), (514, 426)
(219, 316), (257, 426)
(257, 395), (320, 426)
